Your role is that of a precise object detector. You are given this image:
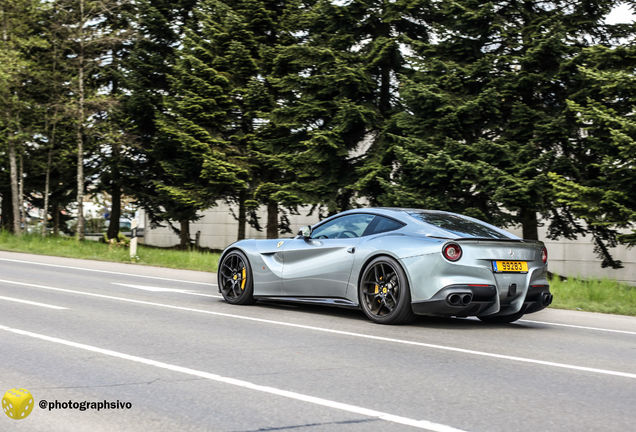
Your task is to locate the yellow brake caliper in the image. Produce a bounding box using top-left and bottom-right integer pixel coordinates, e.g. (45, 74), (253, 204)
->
(241, 267), (247, 290)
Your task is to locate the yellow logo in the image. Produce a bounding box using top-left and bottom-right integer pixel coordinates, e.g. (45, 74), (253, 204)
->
(277, 241), (284, 248)
(2, 388), (34, 420)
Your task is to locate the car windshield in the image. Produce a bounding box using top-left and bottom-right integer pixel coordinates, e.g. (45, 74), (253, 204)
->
(311, 214), (375, 239)
(409, 212), (511, 239)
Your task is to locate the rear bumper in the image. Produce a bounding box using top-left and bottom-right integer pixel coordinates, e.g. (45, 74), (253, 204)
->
(411, 284), (497, 316)
(411, 283), (552, 317)
(522, 284), (553, 314)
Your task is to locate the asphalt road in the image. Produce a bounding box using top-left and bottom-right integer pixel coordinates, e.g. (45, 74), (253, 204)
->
(0, 250), (634, 432)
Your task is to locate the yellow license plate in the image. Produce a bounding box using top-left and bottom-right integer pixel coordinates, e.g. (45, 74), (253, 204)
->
(493, 261), (528, 272)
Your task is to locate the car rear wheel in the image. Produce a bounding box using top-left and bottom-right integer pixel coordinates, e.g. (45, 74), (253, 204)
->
(478, 309), (525, 324)
(359, 256), (415, 324)
(218, 250), (254, 305)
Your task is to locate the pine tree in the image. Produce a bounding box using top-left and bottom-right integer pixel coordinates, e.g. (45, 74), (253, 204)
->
(94, 1), (135, 240)
(380, 0), (624, 251)
(156, 0), (252, 246)
(550, 41), (636, 267)
(271, 1), (373, 214)
(123, 0), (198, 246)
(43, 0), (130, 239)
(229, 0), (299, 239)
(373, 1), (519, 225)
(24, 1), (91, 237)
(0, 0), (45, 234)
(153, 0), (302, 242)
(271, 1), (433, 215)
(37, 3), (65, 236)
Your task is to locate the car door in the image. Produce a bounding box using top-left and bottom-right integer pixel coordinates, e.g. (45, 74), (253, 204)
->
(281, 213), (375, 298)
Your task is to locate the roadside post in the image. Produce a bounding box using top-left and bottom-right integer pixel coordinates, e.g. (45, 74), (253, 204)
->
(130, 218), (138, 259)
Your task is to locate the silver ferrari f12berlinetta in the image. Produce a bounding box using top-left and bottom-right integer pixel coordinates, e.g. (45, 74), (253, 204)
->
(217, 208), (552, 324)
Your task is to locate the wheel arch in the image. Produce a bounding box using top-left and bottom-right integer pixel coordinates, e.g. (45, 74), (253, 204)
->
(217, 247), (254, 292)
(218, 246), (247, 266)
(355, 252), (413, 303)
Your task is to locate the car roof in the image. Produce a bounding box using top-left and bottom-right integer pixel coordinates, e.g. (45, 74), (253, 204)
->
(336, 207), (452, 219)
(328, 207), (517, 239)
(331, 207), (453, 226)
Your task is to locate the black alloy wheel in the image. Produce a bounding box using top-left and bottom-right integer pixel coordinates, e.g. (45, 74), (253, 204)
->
(218, 250), (254, 305)
(359, 256), (415, 324)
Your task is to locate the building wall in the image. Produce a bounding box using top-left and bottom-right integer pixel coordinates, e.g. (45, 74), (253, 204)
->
(141, 202), (315, 249)
(142, 205), (636, 284)
(506, 225), (635, 285)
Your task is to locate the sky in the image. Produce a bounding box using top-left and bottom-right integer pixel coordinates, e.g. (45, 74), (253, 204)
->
(606, 3), (636, 23)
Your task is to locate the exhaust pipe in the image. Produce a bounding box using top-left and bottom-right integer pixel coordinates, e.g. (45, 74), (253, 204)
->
(447, 293), (472, 306)
(448, 294), (461, 305)
(541, 292), (553, 307)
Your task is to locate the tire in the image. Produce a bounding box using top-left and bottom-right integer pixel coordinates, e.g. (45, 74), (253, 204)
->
(218, 250), (255, 305)
(478, 309), (525, 324)
(358, 256), (415, 324)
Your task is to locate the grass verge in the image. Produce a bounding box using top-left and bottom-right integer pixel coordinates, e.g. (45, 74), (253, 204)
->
(0, 231), (219, 272)
(549, 275), (636, 316)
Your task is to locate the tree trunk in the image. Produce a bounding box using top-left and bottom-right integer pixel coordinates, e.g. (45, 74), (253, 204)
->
(18, 153), (24, 228)
(379, 66), (391, 116)
(107, 184), (121, 240)
(520, 208), (539, 240)
(266, 200), (278, 239)
(2, 3), (19, 235)
(76, 112), (85, 239)
(75, 0), (86, 240)
(42, 147), (52, 236)
(107, 139), (121, 239)
(237, 191), (246, 241)
(43, 41), (59, 237)
(1, 187), (13, 231)
(179, 219), (190, 248)
(53, 204), (60, 236)
(106, 32), (122, 241)
(8, 140), (20, 235)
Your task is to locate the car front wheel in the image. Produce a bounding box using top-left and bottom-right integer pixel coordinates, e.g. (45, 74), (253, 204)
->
(218, 250), (254, 305)
(359, 256), (415, 324)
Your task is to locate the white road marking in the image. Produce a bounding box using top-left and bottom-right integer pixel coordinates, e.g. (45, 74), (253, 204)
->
(0, 295), (67, 310)
(180, 291), (222, 298)
(520, 319), (636, 336)
(0, 257), (217, 286)
(113, 282), (195, 293)
(0, 278), (634, 380)
(0, 324), (467, 432)
(113, 283), (222, 298)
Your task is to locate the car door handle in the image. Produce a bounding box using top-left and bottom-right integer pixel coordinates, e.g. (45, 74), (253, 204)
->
(346, 247), (355, 254)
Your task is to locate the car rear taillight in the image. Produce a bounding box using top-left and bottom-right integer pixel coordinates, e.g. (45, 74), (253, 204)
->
(443, 243), (462, 261)
(541, 246), (548, 264)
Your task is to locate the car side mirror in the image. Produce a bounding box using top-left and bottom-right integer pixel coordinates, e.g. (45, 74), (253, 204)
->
(298, 225), (312, 239)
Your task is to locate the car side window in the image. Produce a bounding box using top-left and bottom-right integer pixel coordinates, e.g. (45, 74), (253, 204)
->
(365, 216), (404, 235)
(311, 214), (375, 239)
